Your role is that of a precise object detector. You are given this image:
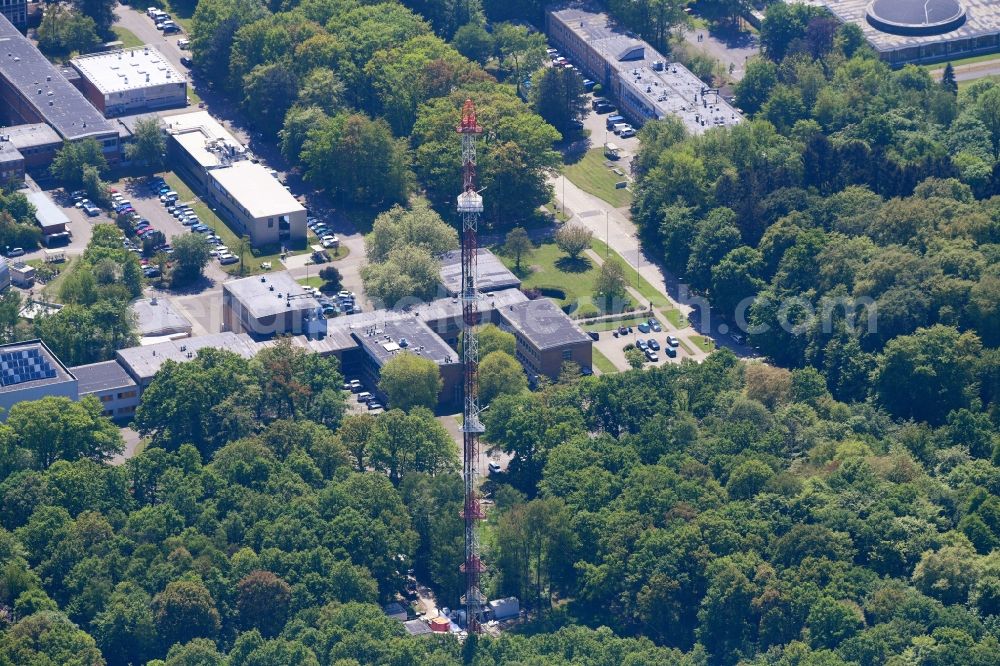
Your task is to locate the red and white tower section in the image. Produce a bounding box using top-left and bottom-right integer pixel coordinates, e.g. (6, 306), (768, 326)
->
(456, 99), (486, 633)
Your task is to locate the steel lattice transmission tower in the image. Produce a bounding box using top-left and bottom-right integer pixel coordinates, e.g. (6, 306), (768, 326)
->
(456, 99), (486, 634)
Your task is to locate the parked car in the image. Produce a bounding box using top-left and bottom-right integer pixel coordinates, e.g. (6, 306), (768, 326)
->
(637, 322), (650, 333)
(219, 255), (239, 265)
(488, 462), (502, 475)
(356, 391), (373, 403)
(83, 205), (100, 217)
(366, 401), (383, 411)
(648, 339), (660, 351)
(645, 348), (659, 362)
(143, 267), (161, 278)
(177, 38), (190, 48)
(588, 331), (599, 341)
(162, 23), (181, 35)
(619, 128), (637, 138)
(5, 247), (24, 258)
(664, 346), (677, 358)
(666, 335), (679, 347)
(180, 56), (193, 67)
(636, 339), (647, 351)
(649, 319), (662, 332)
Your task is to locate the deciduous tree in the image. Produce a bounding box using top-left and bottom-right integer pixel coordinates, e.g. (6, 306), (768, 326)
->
(377, 352), (443, 411)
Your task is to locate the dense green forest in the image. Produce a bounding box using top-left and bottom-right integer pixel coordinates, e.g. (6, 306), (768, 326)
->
(632, 4), (1000, 424)
(2, 343), (1000, 664)
(2, 1), (999, 664)
(187, 0), (560, 226)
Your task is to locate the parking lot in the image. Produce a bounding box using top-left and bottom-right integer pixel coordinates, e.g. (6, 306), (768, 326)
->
(114, 177), (229, 283)
(589, 316), (697, 371)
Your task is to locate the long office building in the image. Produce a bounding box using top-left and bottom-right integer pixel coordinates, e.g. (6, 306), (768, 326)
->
(165, 111), (306, 247)
(547, 4), (742, 133)
(71, 46), (186, 117)
(0, 14), (118, 162)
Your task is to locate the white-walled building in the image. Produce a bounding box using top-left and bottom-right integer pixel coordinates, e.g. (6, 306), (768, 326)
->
(165, 111), (306, 247)
(71, 47), (186, 117)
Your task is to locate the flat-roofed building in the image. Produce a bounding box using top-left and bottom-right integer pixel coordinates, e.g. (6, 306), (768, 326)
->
(353, 316), (463, 408)
(547, 4), (742, 132)
(71, 46), (186, 117)
(497, 297), (592, 379)
(0, 0), (26, 31)
(0, 15), (118, 163)
(0, 339), (78, 419)
(116, 331), (261, 390)
(793, 0), (1000, 66)
(0, 123), (61, 169)
(165, 111), (306, 247)
(222, 272), (326, 340)
(70, 360), (139, 420)
(439, 248), (521, 296)
(132, 297), (193, 342)
(0, 134), (23, 185)
(26, 190), (68, 237)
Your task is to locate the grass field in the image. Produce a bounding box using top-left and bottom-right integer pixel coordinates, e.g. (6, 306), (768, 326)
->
(112, 27), (145, 49)
(589, 238), (686, 329)
(592, 348), (618, 374)
(923, 53), (1000, 73)
(161, 172), (307, 275)
(582, 314), (658, 332)
(692, 335), (716, 352)
(563, 149), (632, 208)
(297, 276), (323, 289)
(496, 241), (616, 317)
(678, 339), (694, 355)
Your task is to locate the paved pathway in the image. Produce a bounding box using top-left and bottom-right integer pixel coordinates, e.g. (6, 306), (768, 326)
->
(929, 58), (1000, 83)
(553, 155), (755, 359)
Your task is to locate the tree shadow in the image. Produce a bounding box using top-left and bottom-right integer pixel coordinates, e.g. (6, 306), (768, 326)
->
(555, 255), (591, 273)
(560, 134), (592, 165)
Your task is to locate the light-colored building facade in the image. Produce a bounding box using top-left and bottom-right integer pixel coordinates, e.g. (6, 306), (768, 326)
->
(165, 111), (306, 247)
(222, 272), (326, 340)
(71, 47), (186, 117)
(547, 4), (742, 132)
(793, 0), (1000, 66)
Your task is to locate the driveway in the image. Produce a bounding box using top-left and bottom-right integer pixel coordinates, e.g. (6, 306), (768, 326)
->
(114, 5), (190, 81)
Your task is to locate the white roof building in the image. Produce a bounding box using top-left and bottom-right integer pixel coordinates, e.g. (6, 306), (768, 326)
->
(71, 46), (186, 117)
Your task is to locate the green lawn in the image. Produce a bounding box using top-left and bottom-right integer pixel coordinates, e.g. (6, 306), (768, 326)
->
(496, 241), (617, 318)
(589, 238), (685, 328)
(297, 276), (323, 289)
(591, 348), (618, 374)
(923, 52), (1000, 72)
(563, 148), (632, 208)
(678, 339), (694, 355)
(112, 27), (144, 49)
(692, 335), (716, 352)
(161, 172), (308, 275)
(582, 314), (658, 332)
(544, 200), (571, 222)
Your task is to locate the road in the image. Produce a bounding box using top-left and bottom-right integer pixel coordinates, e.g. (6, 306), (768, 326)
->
(113, 5), (190, 84)
(929, 57), (1000, 83)
(553, 97), (757, 359)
